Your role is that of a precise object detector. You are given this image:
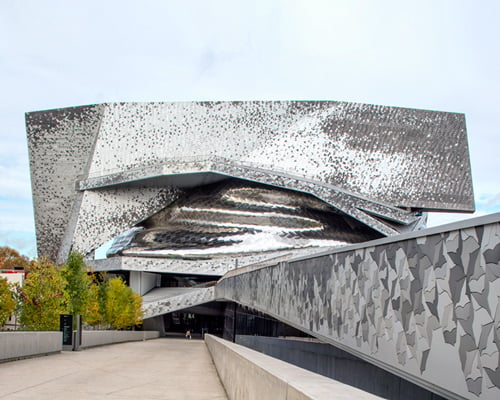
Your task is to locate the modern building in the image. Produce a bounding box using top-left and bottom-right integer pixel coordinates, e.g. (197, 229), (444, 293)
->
(26, 101), (499, 399)
(0, 271), (24, 329)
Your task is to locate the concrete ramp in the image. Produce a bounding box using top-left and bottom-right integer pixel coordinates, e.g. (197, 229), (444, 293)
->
(215, 213), (500, 400)
(0, 339), (227, 399)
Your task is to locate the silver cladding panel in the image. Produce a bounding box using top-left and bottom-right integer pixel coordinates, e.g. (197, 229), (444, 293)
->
(71, 186), (182, 256)
(26, 105), (104, 260)
(142, 286), (215, 319)
(215, 215), (500, 400)
(86, 101), (473, 211)
(26, 101), (473, 260)
(88, 247), (328, 277)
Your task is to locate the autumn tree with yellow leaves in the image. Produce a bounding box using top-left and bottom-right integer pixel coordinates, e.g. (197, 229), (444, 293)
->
(0, 277), (16, 327)
(0, 246), (30, 270)
(7, 247), (143, 331)
(18, 258), (66, 331)
(104, 277), (143, 330)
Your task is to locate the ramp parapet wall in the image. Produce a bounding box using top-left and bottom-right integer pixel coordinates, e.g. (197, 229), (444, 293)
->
(0, 331), (159, 362)
(0, 332), (62, 362)
(80, 330), (159, 348)
(205, 334), (381, 400)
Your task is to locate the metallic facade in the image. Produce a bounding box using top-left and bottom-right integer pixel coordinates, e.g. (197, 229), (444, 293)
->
(26, 101), (474, 264)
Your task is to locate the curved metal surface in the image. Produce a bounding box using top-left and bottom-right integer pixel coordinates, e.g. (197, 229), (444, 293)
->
(108, 180), (385, 259)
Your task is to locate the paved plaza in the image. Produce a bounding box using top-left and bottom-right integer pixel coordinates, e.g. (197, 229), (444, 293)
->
(0, 338), (227, 400)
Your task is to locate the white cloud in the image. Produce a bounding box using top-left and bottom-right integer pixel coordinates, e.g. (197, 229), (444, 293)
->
(0, 230), (37, 258)
(0, 199), (35, 232)
(484, 193), (500, 209)
(0, 165), (32, 200)
(426, 212), (485, 229)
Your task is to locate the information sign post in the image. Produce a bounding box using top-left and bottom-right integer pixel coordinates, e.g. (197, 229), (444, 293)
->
(60, 314), (73, 351)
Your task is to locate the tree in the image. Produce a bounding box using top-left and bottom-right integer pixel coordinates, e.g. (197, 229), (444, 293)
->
(85, 272), (109, 328)
(131, 292), (143, 327)
(104, 277), (143, 329)
(0, 277), (16, 327)
(85, 282), (103, 327)
(0, 247), (30, 270)
(62, 252), (92, 321)
(18, 258), (66, 330)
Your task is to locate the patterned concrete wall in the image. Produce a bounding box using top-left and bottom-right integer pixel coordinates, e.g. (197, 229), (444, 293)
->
(215, 214), (500, 400)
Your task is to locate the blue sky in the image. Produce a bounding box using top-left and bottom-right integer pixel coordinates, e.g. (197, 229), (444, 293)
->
(1, 0), (499, 258)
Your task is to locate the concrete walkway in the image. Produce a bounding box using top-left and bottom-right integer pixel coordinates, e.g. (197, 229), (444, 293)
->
(0, 338), (227, 400)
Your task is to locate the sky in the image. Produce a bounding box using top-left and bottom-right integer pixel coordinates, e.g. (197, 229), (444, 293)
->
(0, 0), (499, 259)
